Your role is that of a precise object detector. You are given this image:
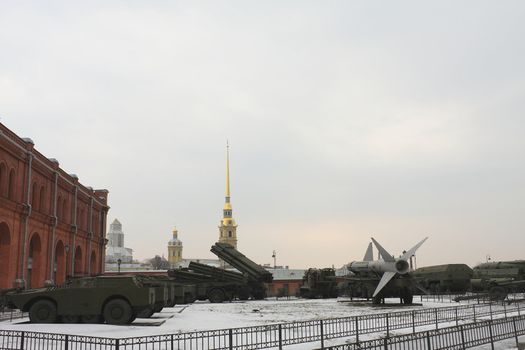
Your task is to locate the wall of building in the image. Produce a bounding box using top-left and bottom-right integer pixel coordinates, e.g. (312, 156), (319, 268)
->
(0, 122), (109, 290)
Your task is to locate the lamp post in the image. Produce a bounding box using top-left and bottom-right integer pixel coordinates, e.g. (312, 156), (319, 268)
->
(117, 258), (122, 274)
(272, 250), (276, 269)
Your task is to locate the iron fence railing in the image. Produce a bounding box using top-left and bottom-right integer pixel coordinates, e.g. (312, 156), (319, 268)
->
(0, 301), (523, 350)
(0, 309), (26, 323)
(323, 314), (525, 350)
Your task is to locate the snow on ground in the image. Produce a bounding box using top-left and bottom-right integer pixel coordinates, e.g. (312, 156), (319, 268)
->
(1, 297), (524, 349)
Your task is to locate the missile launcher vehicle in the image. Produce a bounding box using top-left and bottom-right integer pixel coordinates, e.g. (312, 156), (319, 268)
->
(1, 275), (156, 324)
(412, 264), (473, 294)
(299, 268), (339, 299)
(168, 242), (273, 302)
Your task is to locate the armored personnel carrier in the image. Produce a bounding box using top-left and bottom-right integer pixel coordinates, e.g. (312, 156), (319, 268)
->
(1, 275), (155, 324)
(299, 268), (339, 299)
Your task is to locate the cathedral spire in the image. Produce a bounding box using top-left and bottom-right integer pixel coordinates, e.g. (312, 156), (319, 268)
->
(219, 141), (237, 249)
(226, 140), (230, 199)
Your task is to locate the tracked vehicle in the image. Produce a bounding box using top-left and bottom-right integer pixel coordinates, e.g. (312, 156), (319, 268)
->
(1, 275), (155, 324)
(299, 268), (338, 299)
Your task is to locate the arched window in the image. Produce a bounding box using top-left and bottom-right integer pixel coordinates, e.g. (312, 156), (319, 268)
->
(7, 169), (15, 200)
(39, 186), (46, 214)
(0, 222), (11, 289)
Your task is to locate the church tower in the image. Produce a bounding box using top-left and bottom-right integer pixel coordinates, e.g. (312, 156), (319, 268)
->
(218, 142), (238, 248)
(168, 227), (183, 268)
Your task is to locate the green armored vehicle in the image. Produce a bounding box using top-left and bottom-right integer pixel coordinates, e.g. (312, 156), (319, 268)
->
(299, 268), (339, 299)
(412, 264), (473, 294)
(2, 275), (155, 324)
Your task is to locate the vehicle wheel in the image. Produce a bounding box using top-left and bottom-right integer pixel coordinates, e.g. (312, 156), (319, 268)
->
(208, 289), (225, 303)
(153, 304), (163, 313)
(372, 296), (382, 305)
(61, 315), (80, 323)
(184, 293), (196, 304)
(29, 299), (58, 323)
(137, 307), (155, 318)
(103, 299), (133, 325)
(402, 294), (413, 304)
(81, 314), (103, 323)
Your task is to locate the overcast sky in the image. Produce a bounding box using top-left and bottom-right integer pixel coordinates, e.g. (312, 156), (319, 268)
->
(1, 1), (524, 269)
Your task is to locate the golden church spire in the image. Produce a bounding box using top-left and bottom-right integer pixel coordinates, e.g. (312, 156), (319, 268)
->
(225, 140), (231, 199)
(219, 141), (237, 249)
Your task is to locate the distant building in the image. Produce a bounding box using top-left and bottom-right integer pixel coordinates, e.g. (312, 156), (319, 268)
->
(167, 227), (183, 268)
(218, 143), (237, 249)
(105, 219), (133, 265)
(0, 122), (109, 289)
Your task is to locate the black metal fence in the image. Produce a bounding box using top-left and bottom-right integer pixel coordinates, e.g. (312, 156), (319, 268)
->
(0, 309), (26, 323)
(324, 314), (525, 350)
(0, 302), (523, 350)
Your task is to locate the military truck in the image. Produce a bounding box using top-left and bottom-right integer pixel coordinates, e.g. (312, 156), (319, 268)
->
(168, 242), (273, 302)
(412, 264), (473, 294)
(167, 266), (244, 303)
(471, 260), (525, 292)
(134, 275), (169, 317)
(144, 275), (197, 306)
(299, 268), (339, 299)
(1, 275), (155, 324)
(210, 242), (273, 299)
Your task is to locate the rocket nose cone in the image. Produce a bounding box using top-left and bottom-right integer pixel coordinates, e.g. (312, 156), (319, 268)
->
(395, 260), (409, 274)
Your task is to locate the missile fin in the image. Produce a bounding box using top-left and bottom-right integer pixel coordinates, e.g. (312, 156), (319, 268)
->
(371, 238), (395, 262)
(363, 243), (373, 262)
(401, 237), (428, 261)
(373, 271), (396, 297)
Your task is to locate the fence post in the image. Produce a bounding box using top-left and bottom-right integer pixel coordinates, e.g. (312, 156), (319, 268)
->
(488, 320), (494, 350)
(386, 313), (390, 338)
(460, 325), (466, 350)
(229, 329), (233, 350)
(473, 305), (476, 322)
(518, 302), (521, 316)
(383, 337), (388, 350)
(115, 338), (120, 350)
(278, 324), (282, 350)
(435, 308), (438, 330)
(65, 334), (69, 350)
(489, 303), (493, 321)
(171, 334), (174, 350)
(513, 318), (519, 348)
(320, 320), (324, 349)
(455, 307), (459, 327)
(412, 310), (415, 333)
(504, 303), (507, 319)
(20, 331), (24, 350)
(426, 331), (432, 350)
(355, 317), (359, 343)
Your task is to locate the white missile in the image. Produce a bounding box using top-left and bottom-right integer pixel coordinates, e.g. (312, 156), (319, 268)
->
(348, 237), (428, 298)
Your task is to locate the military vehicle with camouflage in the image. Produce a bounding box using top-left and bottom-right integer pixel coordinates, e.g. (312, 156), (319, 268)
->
(168, 242), (273, 302)
(167, 264), (247, 303)
(299, 268), (339, 299)
(412, 264), (473, 294)
(210, 242), (273, 299)
(134, 275), (169, 317)
(0, 275), (155, 324)
(471, 260), (525, 292)
(144, 275), (197, 306)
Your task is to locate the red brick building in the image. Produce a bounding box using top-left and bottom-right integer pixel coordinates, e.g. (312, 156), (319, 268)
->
(0, 122), (109, 290)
